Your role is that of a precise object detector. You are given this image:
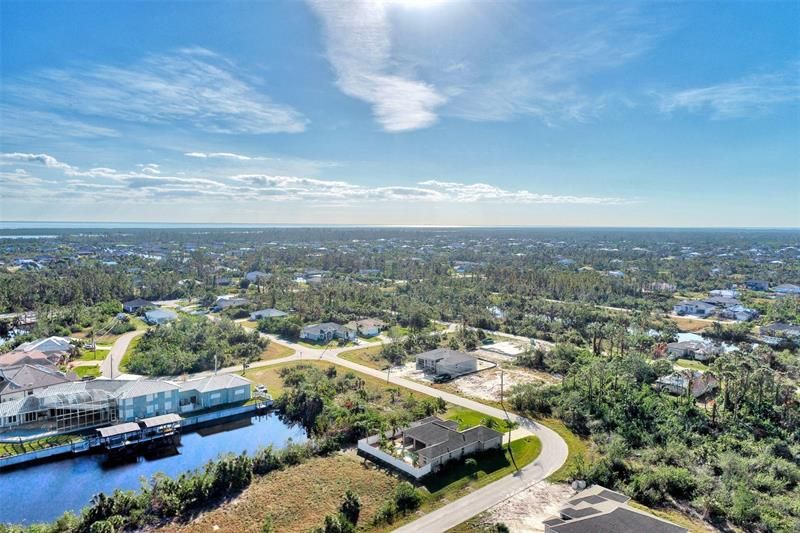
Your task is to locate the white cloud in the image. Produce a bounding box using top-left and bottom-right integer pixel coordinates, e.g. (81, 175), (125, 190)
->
(184, 152), (270, 161)
(0, 152), (76, 172)
(4, 48), (308, 134)
(657, 68), (800, 119)
(307, 0), (446, 132)
(2, 152), (632, 206)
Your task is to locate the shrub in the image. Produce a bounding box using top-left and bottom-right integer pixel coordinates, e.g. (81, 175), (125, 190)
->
(393, 481), (422, 513)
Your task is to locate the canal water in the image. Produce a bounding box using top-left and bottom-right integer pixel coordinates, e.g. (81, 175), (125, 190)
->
(0, 413), (307, 525)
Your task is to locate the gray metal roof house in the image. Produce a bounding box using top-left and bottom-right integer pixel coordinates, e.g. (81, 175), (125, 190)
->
(544, 485), (686, 533)
(415, 348), (477, 377)
(300, 322), (356, 343)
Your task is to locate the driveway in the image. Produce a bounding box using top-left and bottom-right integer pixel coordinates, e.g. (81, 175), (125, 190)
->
(100, 329), (145, 378)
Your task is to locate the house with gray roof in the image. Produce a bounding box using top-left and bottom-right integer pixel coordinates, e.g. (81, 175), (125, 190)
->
(122, 298), (156, 313)
(300, 322), (356, 343)
(144, 309), (177, 325)
(0, 364), (72, 403)
(357, 416), (502, 479)
(250, 308), (288, 321)
(416, 348), (478, 377)
(345, 318), (386, 337)
(177, 374), (251, 412)
(544, 485), (686, 533)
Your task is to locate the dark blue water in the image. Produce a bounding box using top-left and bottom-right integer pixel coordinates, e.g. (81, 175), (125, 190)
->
(0, 413), (307, 525)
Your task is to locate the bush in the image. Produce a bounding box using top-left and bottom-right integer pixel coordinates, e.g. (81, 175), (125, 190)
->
(339, 489), (361, 525)
(393, 481), (422, 513)
(372, 500), (397, 525)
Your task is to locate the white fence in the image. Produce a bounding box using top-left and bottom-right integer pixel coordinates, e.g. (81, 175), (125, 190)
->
(357, 434), (431, 479)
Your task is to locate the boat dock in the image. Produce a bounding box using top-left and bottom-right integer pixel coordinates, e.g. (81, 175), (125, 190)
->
(96, 413), (182, 451)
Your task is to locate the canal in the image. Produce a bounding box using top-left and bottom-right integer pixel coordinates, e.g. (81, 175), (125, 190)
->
(0, 413), (307, 525)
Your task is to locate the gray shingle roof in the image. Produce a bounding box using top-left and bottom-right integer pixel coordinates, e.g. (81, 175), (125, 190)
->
(415, 348), (475, 364)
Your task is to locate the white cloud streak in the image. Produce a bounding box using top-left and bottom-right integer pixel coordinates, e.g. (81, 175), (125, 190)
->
(4, 48), (308, 134)
(657, 68), (800, 119)
(307, 0), (446, 132)
(1, 151), (632, 206)
(184, 152), (271, 161)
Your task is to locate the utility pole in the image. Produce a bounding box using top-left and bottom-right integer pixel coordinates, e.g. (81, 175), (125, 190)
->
(500, 369), (504, 407)
(214, 354), (218, 375)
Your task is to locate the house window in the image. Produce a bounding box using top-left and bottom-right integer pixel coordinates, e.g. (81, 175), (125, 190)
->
(146, 405), (154, 415)
(235, 389), (244, 395)
(164, 401), (172, 410)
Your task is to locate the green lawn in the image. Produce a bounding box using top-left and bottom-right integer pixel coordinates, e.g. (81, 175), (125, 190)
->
(338, 344), (385, 369)
(73, 365), (101, 379)
(674, 358), (710, 371)
(422, 436), (542, 496)
(444, 405), (512, 433)
(76, 347), (110, 361)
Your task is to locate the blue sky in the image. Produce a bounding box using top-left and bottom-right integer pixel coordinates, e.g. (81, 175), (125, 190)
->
(1, 0), (798, 227)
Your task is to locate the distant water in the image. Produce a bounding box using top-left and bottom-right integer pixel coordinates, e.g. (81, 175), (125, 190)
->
(0, 413), (306, 525)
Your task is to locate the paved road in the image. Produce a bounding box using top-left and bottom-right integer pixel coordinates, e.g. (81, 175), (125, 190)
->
(101, 329), (145, 378)
(183, 332), (568, 532)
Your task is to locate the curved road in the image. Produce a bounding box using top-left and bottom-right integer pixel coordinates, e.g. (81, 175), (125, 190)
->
(100, 329), (145, 378)
(205, 330), (568, 532)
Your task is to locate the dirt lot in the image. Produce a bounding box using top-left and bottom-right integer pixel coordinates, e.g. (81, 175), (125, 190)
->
(482, 481), (575, 532)
(447, 366), (557, 403)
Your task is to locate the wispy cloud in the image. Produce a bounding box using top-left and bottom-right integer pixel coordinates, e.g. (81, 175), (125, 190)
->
(4, 48), (308, 134)
(657, 67), (800, 119)
(0, 106), (119, 140)
(444, 6), (660, 125)
(185, 151), (271, 161)
(307, 0), (446, 132)
(1, 151), (633, 206)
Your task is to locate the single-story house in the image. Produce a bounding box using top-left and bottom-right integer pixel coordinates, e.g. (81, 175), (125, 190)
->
(717, 304), (758, 322)
(666, 341), (722, 361)
(122, 298), (156, 313)
(543, 485), (686, 533)
(672, 300), (716, 318)
(250, 308), (288, 321)
(702, 296), (742, 308)
(655, 371), (718, 398)
(345, 318), (386, 337)
(416, 348), (478, 377)
(300, 322), (356, 343)
(487, 306), (506, 320)
(245, 271), (270, 283)
(212, 295), (249, 311)
(773, 283), (800, 295)
(745, 280), (769, 291)
(177, 374), (252, 413)
(358, 416), (502, 479)
(16, 336), (73, 356)
(760, 322), (800, 339)
(709, 289), (739, 298)
(144, 309), (177, 325)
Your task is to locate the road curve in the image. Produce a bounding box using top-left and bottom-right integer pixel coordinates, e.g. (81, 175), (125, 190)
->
(101, 329), (145, 378)
(196, 338), (568, 532)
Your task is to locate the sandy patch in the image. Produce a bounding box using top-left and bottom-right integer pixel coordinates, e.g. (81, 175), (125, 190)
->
(483, 481), (575, 532)
(448, 367), (558, 403)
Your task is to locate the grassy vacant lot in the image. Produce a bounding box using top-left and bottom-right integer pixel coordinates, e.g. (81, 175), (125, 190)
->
(627, 501), (711, 533)
(339, 344), (386, 370)
(669, 315), (709, 332)
(73, 365), (101, 379)
(443, 405), (512, 433)
(674, 358), (710, 371)
(260, 339), (295, 361)
(161, 452), (401, 533)
(118, 335), (142, 372)
(76, 347), (110, 361)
